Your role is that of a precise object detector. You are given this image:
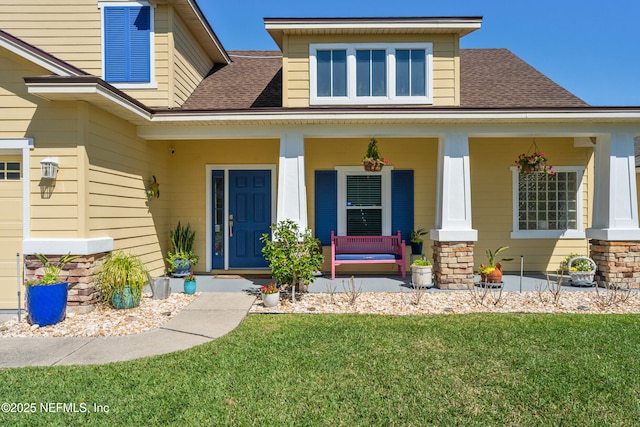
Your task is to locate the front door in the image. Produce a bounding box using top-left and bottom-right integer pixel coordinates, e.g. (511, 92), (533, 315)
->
(228, 170), (271, 268)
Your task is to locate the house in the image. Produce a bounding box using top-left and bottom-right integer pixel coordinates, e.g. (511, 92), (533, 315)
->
(1, 1), (639, 311)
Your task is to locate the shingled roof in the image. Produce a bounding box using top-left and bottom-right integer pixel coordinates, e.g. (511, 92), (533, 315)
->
(180, 48), (588, 110)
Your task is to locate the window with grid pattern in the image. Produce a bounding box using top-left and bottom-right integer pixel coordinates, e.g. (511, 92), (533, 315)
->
(0, 161), (21, 180)
(517, 171), (578, 231)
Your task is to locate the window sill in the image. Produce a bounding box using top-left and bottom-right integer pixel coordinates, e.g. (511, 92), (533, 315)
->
(109, 81), (158, 90)
(310, 96), (433, 106)
(510, 230), (586, 239)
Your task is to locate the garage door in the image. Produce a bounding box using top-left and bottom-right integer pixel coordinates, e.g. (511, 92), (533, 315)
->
(0, 156), (23, 309)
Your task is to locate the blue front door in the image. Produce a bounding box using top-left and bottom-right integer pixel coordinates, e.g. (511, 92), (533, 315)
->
(228, 170), (271, 268)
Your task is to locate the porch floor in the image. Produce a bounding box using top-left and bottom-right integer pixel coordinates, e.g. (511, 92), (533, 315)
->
(151, 272), (597, 294)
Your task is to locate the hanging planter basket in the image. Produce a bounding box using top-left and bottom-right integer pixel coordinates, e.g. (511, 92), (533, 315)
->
(362, 138), (388, 172)
(516, 140), (554, 175)
(363, 162), (384, 172)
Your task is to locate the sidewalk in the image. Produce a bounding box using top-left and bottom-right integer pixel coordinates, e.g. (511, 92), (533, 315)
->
(0, 292), (255, 368)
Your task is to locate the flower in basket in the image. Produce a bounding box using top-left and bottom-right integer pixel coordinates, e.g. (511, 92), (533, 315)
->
(183, 272), (196, 283)
(516, 152), (555, 175)
(362, 138), (389, 170)
(260, 283), (280, 294)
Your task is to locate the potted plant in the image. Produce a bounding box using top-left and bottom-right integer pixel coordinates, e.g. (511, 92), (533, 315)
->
(559, 253), (596, 286)
(260, 219), (324, 302)
(411, 258), (433, 288)
(96, 250), (149, 309)
(259, 282), (280, 307)
(478, 246), (513, 284)
(362, 137), (389, 172)
(516, 151), (555, 175)
(25, 253), (78, 326)
(183, 272), (197, 295)
(410, 228), (428, 255)
(166, 222), (199, 277)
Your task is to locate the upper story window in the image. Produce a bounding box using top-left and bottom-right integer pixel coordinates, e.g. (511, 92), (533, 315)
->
(310, 43), (433, 105)
(99, 2), (155, 88)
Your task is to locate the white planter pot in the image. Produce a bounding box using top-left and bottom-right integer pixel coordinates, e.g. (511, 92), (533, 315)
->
(262, 291), (280, 307)
(412, 265), (433, 287)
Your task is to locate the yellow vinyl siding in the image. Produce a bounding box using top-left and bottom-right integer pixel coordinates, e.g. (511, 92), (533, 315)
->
(86, 105), (170, 274)
(470, 137), (593, 273)
(0, 0), (102, 74)
(305, 137), (438, 274)
(172, 11), (213, 107)
(282, 34), (459, 108)
(163, 139), (280, 272)
(0, 155), (23, 309)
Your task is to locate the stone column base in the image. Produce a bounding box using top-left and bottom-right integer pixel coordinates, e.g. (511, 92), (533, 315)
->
(590, 240), (640, 289)
(432, 241), (475, 290)
(25, 252), (108, 314)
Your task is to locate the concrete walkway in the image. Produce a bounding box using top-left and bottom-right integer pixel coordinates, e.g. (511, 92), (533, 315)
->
(0, 292), (255, 368)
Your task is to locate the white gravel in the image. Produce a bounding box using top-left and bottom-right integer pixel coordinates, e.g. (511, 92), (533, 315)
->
(0, 292), (197, 338)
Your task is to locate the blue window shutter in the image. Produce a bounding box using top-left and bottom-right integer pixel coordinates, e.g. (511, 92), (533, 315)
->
(128, 6), (151, 82)
(391, 170), (414, 242)
(104, 6), (150, 83)
(314, 170), (337, 245)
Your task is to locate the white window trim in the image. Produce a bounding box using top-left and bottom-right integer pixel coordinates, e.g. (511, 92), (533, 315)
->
(336, 166), (393, 236)
(510, 166), (586, 239)
(98, 1), (157, 89)
(310, 43), (433, 106)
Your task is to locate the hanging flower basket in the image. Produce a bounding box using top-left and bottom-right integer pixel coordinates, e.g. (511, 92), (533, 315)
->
(516, 140), (555, 175)
(362, 138), (389, 172)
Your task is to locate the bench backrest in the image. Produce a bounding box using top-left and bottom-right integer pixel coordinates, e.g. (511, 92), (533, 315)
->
(331, 231), (403, 255)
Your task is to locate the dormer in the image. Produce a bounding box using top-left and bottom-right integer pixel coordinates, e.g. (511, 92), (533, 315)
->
(265, 17), (482, 108)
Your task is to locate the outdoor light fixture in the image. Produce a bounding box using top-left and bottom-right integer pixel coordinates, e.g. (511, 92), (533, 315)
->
(40, 157), (59, 179)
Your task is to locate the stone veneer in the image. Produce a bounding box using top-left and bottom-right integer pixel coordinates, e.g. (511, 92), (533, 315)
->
(432, 241), (475, 290)
(25, 253), (108, 314)
(590, 240), (640, 288)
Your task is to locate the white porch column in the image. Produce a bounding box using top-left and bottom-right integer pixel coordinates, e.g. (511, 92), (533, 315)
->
(276, 132), (308, 229)
(430, 132), (478, 241)
(586, 132), (640, 240)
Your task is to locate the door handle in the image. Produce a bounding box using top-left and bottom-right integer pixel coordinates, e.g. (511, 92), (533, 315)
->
(229, 214), (234, 237)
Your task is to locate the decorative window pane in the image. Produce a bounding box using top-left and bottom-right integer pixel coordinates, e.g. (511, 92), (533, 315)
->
(396, 49), (426, 96)
(356, 49), (386, 97)
(346, 175), (382, 236)
(517, 172), (579, 231)
(0, 161), (20, 180)
(317, 50), (347, 97)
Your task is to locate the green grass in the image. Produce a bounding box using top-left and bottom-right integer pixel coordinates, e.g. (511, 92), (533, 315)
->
(2, 314), (640, 426)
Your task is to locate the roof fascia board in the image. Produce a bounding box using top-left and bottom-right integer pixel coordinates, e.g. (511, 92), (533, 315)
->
(137, 122), (638, 141)
(25, 79), (152, 121)
(185, 0), (230, 64)
(264, 18), (483, 31)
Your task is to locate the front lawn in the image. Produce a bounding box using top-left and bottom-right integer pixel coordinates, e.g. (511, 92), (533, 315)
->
(2, 314), (640, 425)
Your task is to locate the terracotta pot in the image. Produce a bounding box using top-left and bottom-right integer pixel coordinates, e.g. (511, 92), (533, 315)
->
(481, 263), (503, 283)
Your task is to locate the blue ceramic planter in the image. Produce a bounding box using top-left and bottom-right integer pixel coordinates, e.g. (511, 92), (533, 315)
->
(184, 280), (196, 295)
(172, 259), (191, 277)
(111, 286), (140, 309)
(27, 282), (68, 326)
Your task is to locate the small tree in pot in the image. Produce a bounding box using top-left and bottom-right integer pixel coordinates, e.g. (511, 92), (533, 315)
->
(260, 219), (324, 302)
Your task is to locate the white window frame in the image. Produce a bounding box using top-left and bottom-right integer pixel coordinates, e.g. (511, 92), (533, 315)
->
(98, 1), (157, 89)
(336, 166), (393, 236)
(310, 43), (433, 106)
(510, 166), (586, 239)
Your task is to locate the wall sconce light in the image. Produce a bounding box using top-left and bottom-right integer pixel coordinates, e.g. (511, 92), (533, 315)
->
(40, 157), (59, 179)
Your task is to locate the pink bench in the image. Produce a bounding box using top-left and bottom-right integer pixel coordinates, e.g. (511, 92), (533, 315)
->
(330, 231), (406, 279)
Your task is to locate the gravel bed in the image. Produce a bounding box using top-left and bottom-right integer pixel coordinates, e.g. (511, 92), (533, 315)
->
(0, 292), (197, 338)
(251, 289), (640, 315)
